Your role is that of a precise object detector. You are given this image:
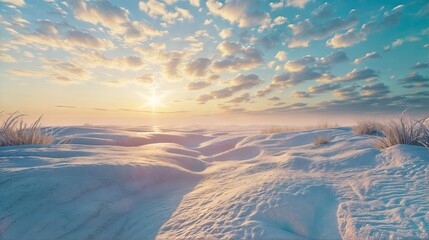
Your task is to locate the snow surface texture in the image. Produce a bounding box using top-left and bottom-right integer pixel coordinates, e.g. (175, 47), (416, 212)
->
(0, 126), (428, 239)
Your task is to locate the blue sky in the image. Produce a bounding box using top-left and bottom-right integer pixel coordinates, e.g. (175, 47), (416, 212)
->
(0, 0), (428, 124)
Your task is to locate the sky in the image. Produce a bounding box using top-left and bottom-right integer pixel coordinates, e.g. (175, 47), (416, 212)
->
(0, 0), (428, 125)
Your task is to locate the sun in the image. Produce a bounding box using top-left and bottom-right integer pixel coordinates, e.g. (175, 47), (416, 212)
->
(141, 87), (167, 112)
(150, 96), (160, 108)
(149, 91), (161, 112)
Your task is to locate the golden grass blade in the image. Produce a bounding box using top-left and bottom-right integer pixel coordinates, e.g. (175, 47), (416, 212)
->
(0, 113), (61, 146)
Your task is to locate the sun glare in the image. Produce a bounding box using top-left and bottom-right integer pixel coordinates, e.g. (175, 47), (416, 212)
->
(142, 87), (167, 112)
(149, 93), (160, 112)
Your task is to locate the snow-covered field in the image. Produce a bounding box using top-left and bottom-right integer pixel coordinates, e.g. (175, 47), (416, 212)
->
(1, 126), (428, 239)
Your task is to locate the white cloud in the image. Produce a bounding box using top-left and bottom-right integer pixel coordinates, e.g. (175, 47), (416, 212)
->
(275, 51), (287, 61)
(360, 82), (390, 97)
(9, 68), (44, 77)
(326, 5), (406, 49)
(292, 90), (312, 98)
(267, 60), (276, 68)
(136, 74), (154, 84)
(269, 1), (283, 10)
(10, 21), (114, 51)
(203, 19), (213, 25)
(0, 0), (25, 6)
(219, 28), (233, 39)
(73, 51), (145, 71)
(334, 85), (359, 100)
(65, 30), (114, 49)
(361, 5), (404, 34)
(197, 74), (262, 103)
(187, 81), (211, 90)
(70, 0), (129, 34)
(189, 0), (200, 7)
(288, 15), (358, 42)
(287, 12), (360, 48)
(139, 0), (166, 17)
(123, 21), (165, 43)
(353, 52), (381, 64)
(393, 37), (419, 47)
(384, 36), (420, 51)
(13, 17), (29, 25)
(331, 68), (379, 83)
(0, 53), (16, 62)
(326, 29), (366, 48)
(164, 0), (177, 5)
(23, 51), (34, 58)
(163, 57), (182, 80)
(271, 16), (287, 27)
(284, 55), (315, 72)
(269, 0), (312, 9)
(286, 0), (312, 8)
(217, 41), (242, 56)
(42, 59), (92, 83)
(311, 2), (333, 18)
(287, 39), (309, 48)
(283, 51), (347, 72)
(184, 58), (212, 78)
(139, 0), (193, 24)
(206, 0), (270, 28)
(70, 0), (164, 44)
(213, 44), (263, 72)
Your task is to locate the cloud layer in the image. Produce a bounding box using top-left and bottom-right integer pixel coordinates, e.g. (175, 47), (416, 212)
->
(1, 0), (427, 116)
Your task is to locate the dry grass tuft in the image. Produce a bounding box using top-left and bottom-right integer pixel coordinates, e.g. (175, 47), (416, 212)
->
(313, 135), (331, 145)
(0, 113), (57, 146)
(374, 111), (429, 150)
(353, 121), (382, 135)
(261, 123), (339, 134)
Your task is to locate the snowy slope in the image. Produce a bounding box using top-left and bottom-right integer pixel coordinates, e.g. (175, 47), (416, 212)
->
(0, 126), (428, 239)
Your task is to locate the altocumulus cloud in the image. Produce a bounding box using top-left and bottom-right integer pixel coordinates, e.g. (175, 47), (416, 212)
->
(1, 0), (427, 115)
(197, 74), (263, 103)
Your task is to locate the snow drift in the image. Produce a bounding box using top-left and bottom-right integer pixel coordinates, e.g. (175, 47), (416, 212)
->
(0, 126), (428, 239)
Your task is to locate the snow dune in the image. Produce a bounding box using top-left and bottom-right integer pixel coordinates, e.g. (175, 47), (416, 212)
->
(0, 126), (428, 239)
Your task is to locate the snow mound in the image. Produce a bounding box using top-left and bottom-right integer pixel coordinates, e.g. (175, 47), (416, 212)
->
(198, 136), (245, 156)
(204, 146), (261, 162)
(338, 145), (429, 239)
(251, 185), (341, 239)
(1, 126), (428, 239)
(0, 144), (202, 240)
(64, 126), (213, 147)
